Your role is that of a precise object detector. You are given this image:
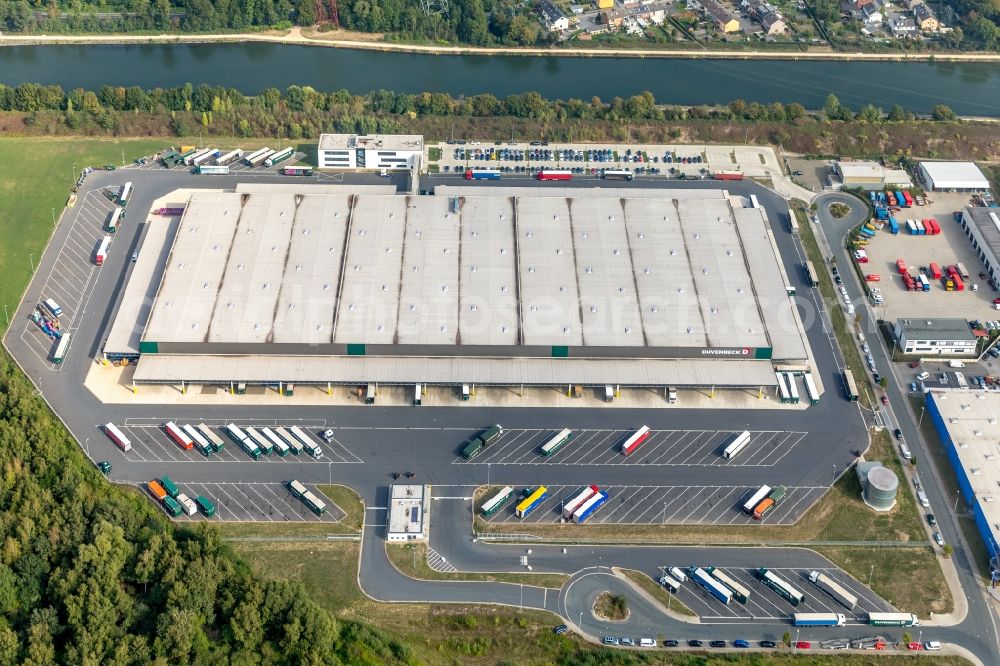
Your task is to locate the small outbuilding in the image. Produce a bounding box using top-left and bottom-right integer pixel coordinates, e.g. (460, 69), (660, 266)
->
(917, 161), (990, 192)
(857, 461), (898, 512)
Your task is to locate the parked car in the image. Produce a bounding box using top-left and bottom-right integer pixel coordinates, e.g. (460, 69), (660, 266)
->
(795, 641), (812, 649)
(97, 461), (112, 474)
(620, 637), (634, 646)
(910, 382), (918, 393)
(881, 395), (889, 405)
(907, 642), (924, 651)
(687, 639), (703, 647)
(924, 641), (942, 651)
(603, 636), (619, 645)
(553, 625), (568, 635)
(894, 428), (903, 440)
(873, 372), (882, 384)
(709, 640), (726, 648)
(933, 532), (945, 547)
(927, 513), (937, 526)
(663, 639), (679, 647)
(760, 640), (777, 648)
(734, 639), (750, 648)
(909, 361), (920, 368)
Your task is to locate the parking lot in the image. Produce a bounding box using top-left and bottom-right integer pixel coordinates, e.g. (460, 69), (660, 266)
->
(430, 141), (781, 181)
(660, 565), (894, 622)
(455, 428), (807, 467)
(16, 188), (118, 366)
(855, 190), (1000, 321)
(483, 483), (825, 526)
(139, 480), (345, 523)
(105, 419), (363, 464)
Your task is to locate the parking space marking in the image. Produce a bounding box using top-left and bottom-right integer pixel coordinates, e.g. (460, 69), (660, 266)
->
(665, 565), (895, 622)
(482, 484), (824, 526)
(154, 481), (345, 523)
(454, 428), (806, 467)
(106, 422), (363, 464)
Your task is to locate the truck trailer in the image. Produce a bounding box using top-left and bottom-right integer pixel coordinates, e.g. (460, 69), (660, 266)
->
(808, 571), (858, 610)
(793, 613), (847, 627)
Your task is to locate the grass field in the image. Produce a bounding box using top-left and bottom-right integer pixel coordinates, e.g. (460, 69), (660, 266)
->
(0, 137), (171, 329)
(618, 568), (696, 618)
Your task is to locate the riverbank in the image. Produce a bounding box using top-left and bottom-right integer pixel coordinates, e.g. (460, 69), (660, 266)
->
(2, 26), (1000, 62)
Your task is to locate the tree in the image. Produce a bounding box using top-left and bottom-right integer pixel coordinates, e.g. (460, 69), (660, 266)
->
(931, 104), (956, 121)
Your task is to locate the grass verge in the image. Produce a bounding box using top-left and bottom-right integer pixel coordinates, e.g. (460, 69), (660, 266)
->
(816, 545), (951, 617)
(0, 137), (170, 326)
(385, 542), (569, 589)
(618, 568), (696, 617)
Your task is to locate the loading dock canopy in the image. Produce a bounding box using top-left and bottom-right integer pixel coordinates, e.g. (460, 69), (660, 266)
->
(133, 355), (779, 387)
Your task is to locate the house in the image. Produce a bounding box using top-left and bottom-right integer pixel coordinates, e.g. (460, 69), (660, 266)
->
(861, 3), (883, 24)
(600, 8), (626, 29)
(596, 0), (614, 8)
(760, 10), (787, 34)
(701, 0), (741, 32)
(538, 0), (570, 31)
(889, 13), (917, 36)
(913, 3), (939, 31)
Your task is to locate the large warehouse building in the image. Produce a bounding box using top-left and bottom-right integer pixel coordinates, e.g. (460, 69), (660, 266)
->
(917, 161), (990, 192)
(960, 206), (1000, 283)
(926, 390), (1000, 573)
(106, 183), (813, 390)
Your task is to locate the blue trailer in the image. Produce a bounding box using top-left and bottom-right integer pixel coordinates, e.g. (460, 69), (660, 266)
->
(887, 217), (899, 234)
(875, 206), (888, 220)
(689, 567), (733, 605)
(877, 192), (887, 204)
(895, 191), (907, 207)
(859, 227), (874, 238)
(465, 169), (501, 180)
(573, 491), (608, 523)
(868, 191), (877, 203)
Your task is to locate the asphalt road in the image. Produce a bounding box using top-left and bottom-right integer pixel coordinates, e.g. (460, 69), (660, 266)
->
(814, 191), (1000, 662)
(9, 164), (984, 655)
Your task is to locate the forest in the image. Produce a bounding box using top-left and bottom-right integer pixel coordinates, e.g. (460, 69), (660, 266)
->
(0, 352), (424, 665)
(0, 0), (548, 46)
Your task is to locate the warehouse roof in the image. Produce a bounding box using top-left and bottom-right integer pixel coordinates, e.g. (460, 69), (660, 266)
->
(963, 207), (1000, 266)
(318, 133), (424, 152)
(133, 354), (781, 387)
(836, 162), (883, 180)
(927, 391), (1000, 558)
(139, 185), (808, 361)
(895, 317), (977, 341)
(918, 161), (989, 190)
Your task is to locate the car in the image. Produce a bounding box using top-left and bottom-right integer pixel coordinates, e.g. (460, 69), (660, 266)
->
(873, 372), (881, 384)
(910, 382), (918, 392)
(894, 428), (902, 440)
(924, 641), (942, 651)
(927, 513), (937, 526)
(734, 639), (750, 648)
(603, 636), (619, 645)
(620, 637), (634, 646)
(687, 639), (703, 647)
(760, 640), (777, 648)
(553, 624), (568, 635)
(909, 360), (920, 368)
(881, 395), (889, 405)
(792, 170), (804, 176)
(834, 275), (843, 285)
(96, 461), (112, 474)
(131, 252), (138, 262)
(862, 342), (871, 354)
(933, 532), (945, 547)
(663, 640), (679, 647)
(795, 641), (812, 649)
(709, 640), (726, 648)
(907, 642), (924, 651)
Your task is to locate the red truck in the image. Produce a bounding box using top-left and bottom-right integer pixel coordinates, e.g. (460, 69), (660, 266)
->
(929, 262), (942, 279)
(896, 259), (907, 275)
(713, 170), (744, 181)
(536, 170), (573, 181)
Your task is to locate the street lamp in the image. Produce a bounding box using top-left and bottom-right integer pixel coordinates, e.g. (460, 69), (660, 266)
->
(85, 438), (89, 457)
(3, 304), (8, 327)
(29, 253), (34, 273)
(868, 564), (874, 587)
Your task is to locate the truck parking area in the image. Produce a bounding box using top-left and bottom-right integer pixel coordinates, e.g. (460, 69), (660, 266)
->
(482, 483), (825, 526)
(455, 428), (807, 467)
(663, 565), (894, 622)
(105, 420), (362, 464)
(140, 480), (345, 523)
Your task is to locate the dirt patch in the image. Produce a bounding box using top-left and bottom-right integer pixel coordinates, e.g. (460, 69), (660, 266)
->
(593, 592), (629, 622)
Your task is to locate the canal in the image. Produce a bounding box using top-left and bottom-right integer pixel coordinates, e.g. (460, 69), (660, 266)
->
(1, 43), (999, 115)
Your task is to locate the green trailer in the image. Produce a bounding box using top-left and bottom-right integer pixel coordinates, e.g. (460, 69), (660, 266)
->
(768, 486), (786, 503)
(162, 496), (182, 517)
(462, 438), (484, 460)
(195, 496), (216, 517)
(159, 475), (180, 498)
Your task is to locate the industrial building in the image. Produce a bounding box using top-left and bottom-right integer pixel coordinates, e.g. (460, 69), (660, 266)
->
(317, 133), (423, 171)
(832, 161), (913, 191)
(926, 390), (1000, 569)
(917, 161), (990, 192)
(960, 207), (1000, 283)
(893, 318), (978, 357)
(387, 484), (428, 542)
(106, 182), (815, 391)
